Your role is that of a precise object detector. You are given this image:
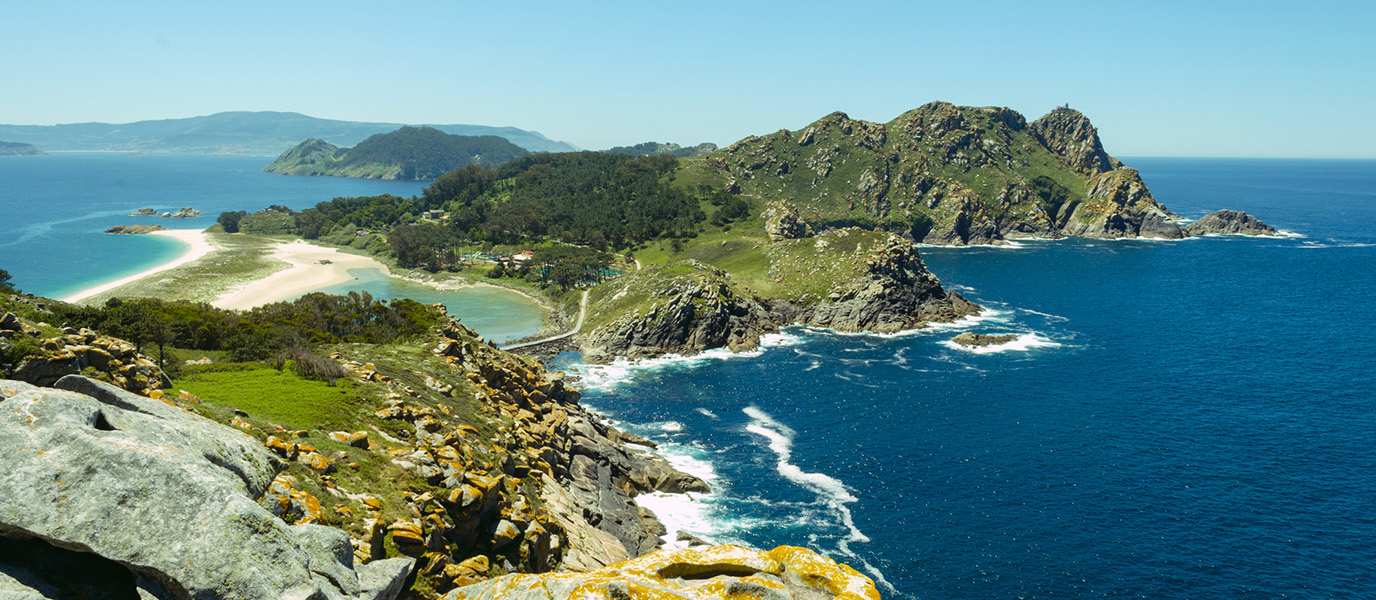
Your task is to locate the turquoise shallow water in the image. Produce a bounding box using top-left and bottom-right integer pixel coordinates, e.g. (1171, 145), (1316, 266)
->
(309, 267), (545, 343)
(556, 159), (1376, 599)
(0, 152), (544, 341)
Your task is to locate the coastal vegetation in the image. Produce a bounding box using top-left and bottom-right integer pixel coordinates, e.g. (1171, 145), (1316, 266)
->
(264, 126), (529, 180)
(217, 103), (1198, 359)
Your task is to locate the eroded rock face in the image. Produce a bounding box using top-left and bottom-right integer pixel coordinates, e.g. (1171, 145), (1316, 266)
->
(763, 201), (812, 242)
(1029, 107), (1124, 177)
(0, 376), (413, 600)
(583, 263), (780, 362)
(802, 233), (980, 333)
(441, 545), (880, 600)
(1061, 169), (1183, 240)
(1184, 209), (1279, 236)
(9, 324), (171, 396)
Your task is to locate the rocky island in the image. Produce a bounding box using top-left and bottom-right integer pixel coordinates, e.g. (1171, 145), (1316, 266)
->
(1183, 209), (1280, 236)
(105, 224), (167, 234)
(0, 141), (45, 156)
(128, 207), (203, 218)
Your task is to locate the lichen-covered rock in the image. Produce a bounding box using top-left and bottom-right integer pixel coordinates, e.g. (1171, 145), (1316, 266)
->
(763, 201), (812, 242)
(441, 545), (880, 600)
(8, 323), (170, 395)
(1061, 168), (1183, 240)
(1028, 107), (1124, 177)
(0, 376), (413, 600)
(1183, 209), (1280, 236)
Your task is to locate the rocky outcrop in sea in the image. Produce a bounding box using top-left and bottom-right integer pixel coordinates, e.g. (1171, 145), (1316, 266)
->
(1183, 209), (1280, 236)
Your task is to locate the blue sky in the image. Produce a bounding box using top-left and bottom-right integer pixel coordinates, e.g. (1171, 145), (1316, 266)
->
(2, 0), (1372, 157)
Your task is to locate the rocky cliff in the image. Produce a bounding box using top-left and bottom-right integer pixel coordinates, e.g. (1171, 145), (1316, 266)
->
(699, 102), (1186, 244)
(581, 230), (977, 360)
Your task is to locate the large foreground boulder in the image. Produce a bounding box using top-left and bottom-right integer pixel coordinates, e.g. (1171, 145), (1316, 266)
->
(0, 376), (413, 600)
(442, 545), (880, 600)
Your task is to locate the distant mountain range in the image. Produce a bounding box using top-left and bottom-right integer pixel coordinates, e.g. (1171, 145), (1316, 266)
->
(0, 111), (578, 155)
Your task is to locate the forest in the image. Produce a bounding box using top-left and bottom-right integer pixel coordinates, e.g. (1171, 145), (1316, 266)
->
(236, 152), (716, 287)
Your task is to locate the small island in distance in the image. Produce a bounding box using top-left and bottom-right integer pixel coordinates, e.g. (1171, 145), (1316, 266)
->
(0, 141), (45, 156)
(264, 126), (530, 180)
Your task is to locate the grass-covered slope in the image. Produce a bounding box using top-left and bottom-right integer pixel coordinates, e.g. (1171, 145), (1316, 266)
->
(691, 102), (1182, 244)
(265, 126), (529, 180)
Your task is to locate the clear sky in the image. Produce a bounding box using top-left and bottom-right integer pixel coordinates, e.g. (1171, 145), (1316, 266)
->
(2, 0), (1373, 157)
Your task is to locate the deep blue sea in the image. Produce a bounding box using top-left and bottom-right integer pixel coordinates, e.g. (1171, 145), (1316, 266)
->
(554, 159), (1376, 599)
(4, 154), (1374, 597)
(0, 152), (542, 341)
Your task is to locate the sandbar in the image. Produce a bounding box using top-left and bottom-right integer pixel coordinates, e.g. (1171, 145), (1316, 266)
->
(212, 240), (392, 310)
(63, 229), (215, 303)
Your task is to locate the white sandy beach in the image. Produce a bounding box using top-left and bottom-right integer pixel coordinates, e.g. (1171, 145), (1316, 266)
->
(212, 240), (393, 310)
(63, 229), (216, 303)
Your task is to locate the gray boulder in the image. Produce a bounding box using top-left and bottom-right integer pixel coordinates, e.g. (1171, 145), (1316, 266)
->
(1184, 209), (1279, 236)
(0, 377), (413, 600)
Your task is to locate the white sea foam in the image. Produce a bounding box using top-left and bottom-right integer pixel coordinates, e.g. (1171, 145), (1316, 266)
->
(798, 308), (1010, 341)
(695, 407), (719, 420)
(742, 407), (894, 592)
(633, 440), (725, 549)
(804, 360), (822, 372)
(941, 332), (1062, 354)
(572, 331), (806, 392)
(1020, 308), (1070, 322)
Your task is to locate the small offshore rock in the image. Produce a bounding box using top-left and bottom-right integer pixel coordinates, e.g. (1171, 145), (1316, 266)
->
(952, 332), (1019, 347)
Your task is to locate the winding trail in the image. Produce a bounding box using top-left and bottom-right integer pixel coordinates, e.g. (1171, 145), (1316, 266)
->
(502, 290), (588, 351)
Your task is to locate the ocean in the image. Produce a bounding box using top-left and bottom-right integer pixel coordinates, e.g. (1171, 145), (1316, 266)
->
(4, 153), (1375, 598)
(554, 158), (1376, 599)
(0, 152), (543, 342)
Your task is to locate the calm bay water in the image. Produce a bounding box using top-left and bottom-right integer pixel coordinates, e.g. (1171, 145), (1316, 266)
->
(558, 159), (1376, 599)
(0, 152), (543, 342)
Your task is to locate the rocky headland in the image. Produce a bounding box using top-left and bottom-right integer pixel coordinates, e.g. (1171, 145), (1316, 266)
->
(580, 229), (978, 361)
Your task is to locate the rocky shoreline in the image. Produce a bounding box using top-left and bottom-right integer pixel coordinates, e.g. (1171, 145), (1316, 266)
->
(2, 305), (874, 599)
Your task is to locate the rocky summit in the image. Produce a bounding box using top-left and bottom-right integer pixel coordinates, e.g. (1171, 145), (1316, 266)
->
(699, 103), (1185, 245)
